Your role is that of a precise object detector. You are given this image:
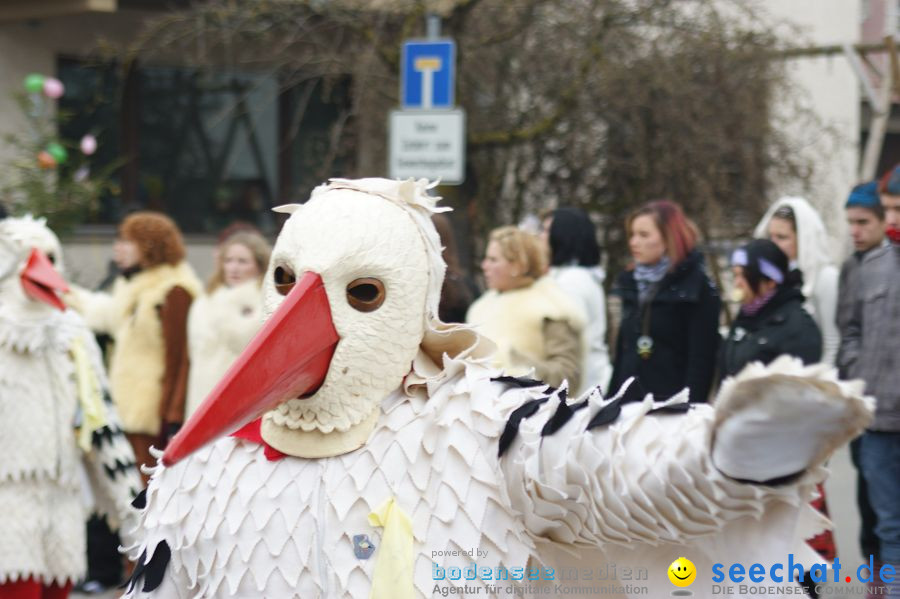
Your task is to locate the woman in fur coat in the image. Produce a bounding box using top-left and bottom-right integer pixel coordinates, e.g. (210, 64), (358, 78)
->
(68, 212), (201, 482)
(467, 226), (585, 390)
(184, 231), (271, 417)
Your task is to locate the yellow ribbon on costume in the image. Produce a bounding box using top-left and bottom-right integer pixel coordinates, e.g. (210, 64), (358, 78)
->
(368, 497), (414, 599)
(71, 336), (107, 452)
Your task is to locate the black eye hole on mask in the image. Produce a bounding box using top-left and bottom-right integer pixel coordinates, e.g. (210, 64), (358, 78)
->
(346, 278), (385, 312)
(273, 264), (296, 296)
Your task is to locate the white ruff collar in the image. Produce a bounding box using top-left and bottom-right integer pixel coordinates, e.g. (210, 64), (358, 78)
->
(0, 309), (81, 354)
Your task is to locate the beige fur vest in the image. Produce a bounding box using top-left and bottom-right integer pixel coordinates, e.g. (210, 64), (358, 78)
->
(466, 276), (585, 377)
(185, 281), (265, 417)
(108, 262), (201, 435)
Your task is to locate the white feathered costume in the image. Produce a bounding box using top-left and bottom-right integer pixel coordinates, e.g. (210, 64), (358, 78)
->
(125, 179), (872, 599)
(0, 215), (142, 588)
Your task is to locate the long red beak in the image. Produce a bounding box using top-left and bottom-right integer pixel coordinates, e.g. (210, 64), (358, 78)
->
(163, 272), (339, 466)
(20, 248), (69, 311)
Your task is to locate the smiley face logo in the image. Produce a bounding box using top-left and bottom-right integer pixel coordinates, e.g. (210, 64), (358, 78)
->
(668, 557), (696, 587)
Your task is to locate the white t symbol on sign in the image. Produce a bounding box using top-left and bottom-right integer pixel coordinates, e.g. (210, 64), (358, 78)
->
(414, 56), (442, 109)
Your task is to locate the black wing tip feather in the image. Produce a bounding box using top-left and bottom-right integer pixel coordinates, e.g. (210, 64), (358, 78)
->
(131, 488), (147, 510)
(620, 378), (647, 404)
(123, 540), (170, 594)
(540, 396), (588, 437)
(491, 375), (555, 393)
(497, 397), (549, 457)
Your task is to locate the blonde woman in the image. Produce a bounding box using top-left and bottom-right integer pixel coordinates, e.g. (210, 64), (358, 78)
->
(185, 231), (272, 417)
(466, 226), (585, 390)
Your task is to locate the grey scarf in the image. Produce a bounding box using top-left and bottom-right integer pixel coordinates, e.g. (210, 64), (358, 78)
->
(634, 257), (670, 304)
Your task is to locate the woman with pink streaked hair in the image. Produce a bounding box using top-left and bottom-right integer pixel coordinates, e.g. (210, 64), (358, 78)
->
(608, 200), (721, 403)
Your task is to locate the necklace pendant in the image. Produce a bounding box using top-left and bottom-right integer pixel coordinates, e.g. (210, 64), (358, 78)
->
(637, 335), (654, 359)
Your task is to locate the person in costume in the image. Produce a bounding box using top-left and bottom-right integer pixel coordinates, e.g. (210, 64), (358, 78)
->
(124, 178), (872, 599)
(754, 197), (840, 365)
(609, 200), (720, 402)
(68, 212), (201, 481)
(0, 214), (142, 599)
(184, 231), (271, 418)
(467, 225), (585, 390)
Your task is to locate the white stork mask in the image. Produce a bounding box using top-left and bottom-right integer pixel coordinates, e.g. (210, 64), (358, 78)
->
(166, 178), (460, 462)
(0, 214), (69, 319)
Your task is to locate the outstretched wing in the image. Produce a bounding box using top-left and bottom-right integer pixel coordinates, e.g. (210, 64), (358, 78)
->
(501, 356), (871, 551)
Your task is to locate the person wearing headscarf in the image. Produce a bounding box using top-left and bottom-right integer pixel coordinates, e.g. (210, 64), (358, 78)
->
(609, 200), (721, 403)
(540, 206), (611, 394)
(754, 197), (839, 365)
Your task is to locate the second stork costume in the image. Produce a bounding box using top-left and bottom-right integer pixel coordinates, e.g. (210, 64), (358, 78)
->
(0, 215), (142, 597)
(125, 179), (872, 599)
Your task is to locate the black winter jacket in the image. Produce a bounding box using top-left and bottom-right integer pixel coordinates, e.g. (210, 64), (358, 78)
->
(719, 286), (822, 382)
(609, 250), (721, 402)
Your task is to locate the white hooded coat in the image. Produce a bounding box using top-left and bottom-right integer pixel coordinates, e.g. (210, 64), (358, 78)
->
(548, 264), (611, 394)
(754, 197), (840, 365)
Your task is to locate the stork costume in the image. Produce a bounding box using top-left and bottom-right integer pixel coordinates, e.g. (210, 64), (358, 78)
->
(0, 215), (142, 595)
(125, 179), (872, 599)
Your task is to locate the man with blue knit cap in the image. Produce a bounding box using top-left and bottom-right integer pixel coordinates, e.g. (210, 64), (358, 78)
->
(837, 181), (887, 363)
(840, 167), (900, 597)
(836, 180), (886, 578)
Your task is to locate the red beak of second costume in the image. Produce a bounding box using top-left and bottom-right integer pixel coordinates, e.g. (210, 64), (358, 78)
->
(163, 272), (339, 466)
(20, 248), (69, 311)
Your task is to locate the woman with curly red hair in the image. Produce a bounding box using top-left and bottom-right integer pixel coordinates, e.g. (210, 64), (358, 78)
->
(70, 212), (201, 480)
(608, 200), (721, 403)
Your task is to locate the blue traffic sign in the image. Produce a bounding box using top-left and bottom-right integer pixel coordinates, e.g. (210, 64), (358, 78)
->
(401, 40), (455, 109)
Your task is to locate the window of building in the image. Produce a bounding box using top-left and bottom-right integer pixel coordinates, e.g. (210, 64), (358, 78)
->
(57, 58), (353, 235)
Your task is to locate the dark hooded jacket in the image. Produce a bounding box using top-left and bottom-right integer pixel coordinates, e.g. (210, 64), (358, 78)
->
(719, 286), (822, 381)
(609, 250), (721, 402)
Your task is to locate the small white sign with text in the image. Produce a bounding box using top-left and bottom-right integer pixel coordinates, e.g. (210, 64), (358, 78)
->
(389, 109), (465, 184)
